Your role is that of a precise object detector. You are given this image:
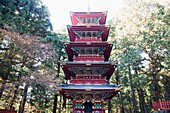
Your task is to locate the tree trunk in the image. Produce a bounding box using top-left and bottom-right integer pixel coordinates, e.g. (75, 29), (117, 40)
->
(53, 48), (62, 113)
(18, 85), (28, 113)
(116, 98), (118, 113)
(108, 99), (111, 113)
(53, 94), (58, 113)
(118, 91), (125, 113)
(152, 73), (161, 101)
(9, 87), (17, 109)
(0, 80), (6, 99)
(128, 96), (133, 113)
(0, 69), (10, 99)
(9, 82), (21, 109)
(134, 68), (148, 113)
(137, 88), (148, 113)
(59, 95), (62, 113)
(163, 75), (170, 100)
(115, 68), (125, 113)
(149, 55), (161, 101)
(128, 65), (138, 113)
(62, 96), (66, 109)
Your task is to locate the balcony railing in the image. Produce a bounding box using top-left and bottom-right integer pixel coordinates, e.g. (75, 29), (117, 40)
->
(75, 37), (102, 42)
(0, 109), (17, 113)
(152, 100), (170, 110)
(73, 55), (104, 62)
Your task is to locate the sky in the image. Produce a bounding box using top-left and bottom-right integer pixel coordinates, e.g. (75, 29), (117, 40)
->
(41, 0), (124, 32)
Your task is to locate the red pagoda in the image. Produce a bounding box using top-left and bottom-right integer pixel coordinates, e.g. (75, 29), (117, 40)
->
(59, 11), (121, 113)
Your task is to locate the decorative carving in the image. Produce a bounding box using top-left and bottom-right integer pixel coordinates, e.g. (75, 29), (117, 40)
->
(74, 30), (103, 38)
(75, 94), (83, 100)
(76, 16), (101, 25)
(71, 47), (105, 55)
(94, 94), (101, 100)
(68, 66), (110, 75)
(84, 94), (93, 100)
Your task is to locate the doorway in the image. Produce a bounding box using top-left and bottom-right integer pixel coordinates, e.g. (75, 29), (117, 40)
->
(83, 101), (94, 113)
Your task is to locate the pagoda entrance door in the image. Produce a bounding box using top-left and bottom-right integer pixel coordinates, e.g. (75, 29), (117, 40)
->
(83, 101), (94, 113)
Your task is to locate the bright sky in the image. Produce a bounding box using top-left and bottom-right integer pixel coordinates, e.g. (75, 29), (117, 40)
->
(42, 0), (124, 32)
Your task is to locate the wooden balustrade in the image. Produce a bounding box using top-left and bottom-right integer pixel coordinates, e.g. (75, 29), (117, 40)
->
(71, 79), (107, 84)
(73, 55), (104, 62)
(152, 100), (170, 110)
(0, 109), (17, 113)
(160, 100), (170, 110)
(75, 37), (102, 42)
(72, 76), (105, 79)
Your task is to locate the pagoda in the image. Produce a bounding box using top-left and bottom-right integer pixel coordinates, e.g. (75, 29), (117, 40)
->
(58, 11), (121, 113)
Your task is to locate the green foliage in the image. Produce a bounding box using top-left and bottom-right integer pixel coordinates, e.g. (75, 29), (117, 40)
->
(109, 1), (170, 112)
(0, 29), (60, 112)
(0, 0), (52, 36)
(29, 83), (51, 112)
(0, 0), (68, 112)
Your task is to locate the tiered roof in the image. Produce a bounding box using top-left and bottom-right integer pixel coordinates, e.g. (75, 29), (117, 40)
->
(61, 61), (117, 80)
(67, 25), (110, 42)
(70, 11), (107, 25)
(58, 11), (120, 101)
(65, 41), (113, 61)
(59, 84), (121, 99)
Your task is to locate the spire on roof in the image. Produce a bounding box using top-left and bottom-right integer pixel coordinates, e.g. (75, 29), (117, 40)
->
(88, 0), (90, 12)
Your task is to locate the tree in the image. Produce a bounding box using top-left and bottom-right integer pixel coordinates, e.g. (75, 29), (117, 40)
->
(0, 0), (52, 36)
(139, 4), (170, 101)
(109, 0), (170, 112)
(0, 29), (60, 112)
(44, 32), (68, 113)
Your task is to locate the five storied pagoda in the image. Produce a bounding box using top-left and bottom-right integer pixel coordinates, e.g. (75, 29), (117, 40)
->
(58, 11), (121, 113)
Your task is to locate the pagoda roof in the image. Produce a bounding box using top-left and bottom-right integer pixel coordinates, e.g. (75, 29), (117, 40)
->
(70, 11), (107, 25)
(65, 41), (112, 61)
(67, 25), (110, 42)
(58, 84), (121, 99)
(59, 84), (120, 90)
(60, 61), (118, 80)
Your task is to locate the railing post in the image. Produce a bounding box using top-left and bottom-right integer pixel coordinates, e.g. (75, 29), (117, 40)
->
(159, 99), (162, 110)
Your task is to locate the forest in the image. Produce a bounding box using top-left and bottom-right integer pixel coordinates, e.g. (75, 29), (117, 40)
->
(0, 0), (170, 113)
